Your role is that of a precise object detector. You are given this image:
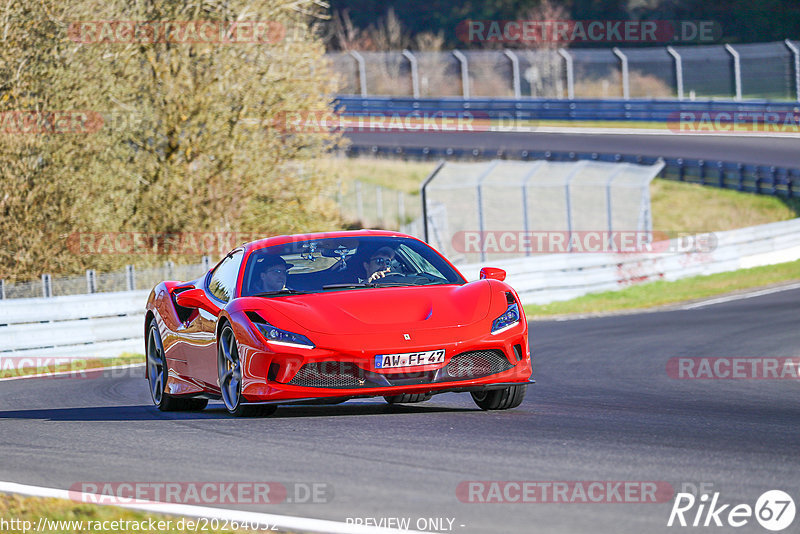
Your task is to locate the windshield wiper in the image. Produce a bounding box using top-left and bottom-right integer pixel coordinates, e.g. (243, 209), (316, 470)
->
(322, 283), (378, 290)
(250, 289), (311, 297)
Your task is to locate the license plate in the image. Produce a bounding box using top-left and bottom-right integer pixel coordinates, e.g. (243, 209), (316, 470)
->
(374, 349), (445, 369)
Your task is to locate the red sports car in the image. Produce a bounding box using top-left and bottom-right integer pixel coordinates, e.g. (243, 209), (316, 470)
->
(144, 230), (532, 416)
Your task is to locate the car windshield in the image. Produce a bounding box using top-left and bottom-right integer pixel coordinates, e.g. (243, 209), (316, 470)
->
(241, 236), (465, 297)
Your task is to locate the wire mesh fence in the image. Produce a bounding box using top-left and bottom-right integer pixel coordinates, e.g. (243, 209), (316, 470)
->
(0, 262), (209, 300)
(330, 40), (800, 101)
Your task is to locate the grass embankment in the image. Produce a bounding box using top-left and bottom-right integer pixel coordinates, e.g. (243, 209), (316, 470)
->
(0, 493), (249, 533)
(0, 353), (144, 380)
(524, 259), (800, 318)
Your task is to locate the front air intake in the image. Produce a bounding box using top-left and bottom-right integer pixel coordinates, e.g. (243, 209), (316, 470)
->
(287, 362), (366, 388)
(445, 349), (514, 379)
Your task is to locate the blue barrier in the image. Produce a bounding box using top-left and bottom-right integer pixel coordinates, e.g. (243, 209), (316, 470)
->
(343, 145), (800, 199)
(335, 96), (800, 122)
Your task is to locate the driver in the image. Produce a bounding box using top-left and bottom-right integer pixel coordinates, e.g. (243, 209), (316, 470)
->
(362, 246), (396, 283)
(255, 255), (293, 292)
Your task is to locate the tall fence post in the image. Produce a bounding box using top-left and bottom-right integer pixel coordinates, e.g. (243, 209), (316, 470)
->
(126, 265), (136, 291)
(563, 161), (588, 252)
(725, 44), (742, 101)
(476, 161), (500, 262)
(402, 50), (420, 99)
(42, 274), (52, 298)
(421, 160), (446, 243)
(666, 46), (684, 100)
(558, 49), (575, 99)
(612, 47), (630, 100)
(397, 191), (405, 227)
(504, 49), (521, 99)
(349, 50), (367, 97)
(785, 39), (800, 103)
(452, 50), (470, 98)
(521, 161), (546, 256)
(86, 269), (96, 294)
(202, 255), (211, 272)
(376, 186), (384, 226)
(0, 279), (5, 300)
(355, 181), (364, 223)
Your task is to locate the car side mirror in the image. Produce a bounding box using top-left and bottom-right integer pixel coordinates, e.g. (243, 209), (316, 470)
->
(175, 288), (221, 315)
(479, 267), (506, 282)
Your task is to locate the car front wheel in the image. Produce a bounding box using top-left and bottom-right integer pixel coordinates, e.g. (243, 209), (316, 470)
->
(471, 384), (527, 410)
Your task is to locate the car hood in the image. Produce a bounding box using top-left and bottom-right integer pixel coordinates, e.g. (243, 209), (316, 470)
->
(252, 282), (493, 335)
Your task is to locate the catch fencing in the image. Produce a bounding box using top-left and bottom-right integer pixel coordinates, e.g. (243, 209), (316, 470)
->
(329, 41), (800, 101)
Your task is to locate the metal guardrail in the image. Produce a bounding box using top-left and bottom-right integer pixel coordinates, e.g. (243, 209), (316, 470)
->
(0, 290), (149, 359)
(344, 145), (800, 199)
(456, 217), (800, 305)
(335, 95), (800, 122)
(3, 218), (799, 360)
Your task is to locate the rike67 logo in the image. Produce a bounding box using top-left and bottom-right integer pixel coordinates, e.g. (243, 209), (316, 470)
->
(668, 490), (796, 531)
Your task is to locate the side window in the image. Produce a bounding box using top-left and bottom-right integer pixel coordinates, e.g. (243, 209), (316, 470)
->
(208, 250), (244, 302)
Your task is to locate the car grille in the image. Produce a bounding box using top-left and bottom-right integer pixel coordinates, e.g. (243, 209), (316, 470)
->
(445, 350), (514, 379)
(287, 362), (365, 388)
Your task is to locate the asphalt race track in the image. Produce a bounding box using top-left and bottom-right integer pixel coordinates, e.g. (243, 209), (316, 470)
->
(346, 130), (800, 168)
(1, 287), (798, 533)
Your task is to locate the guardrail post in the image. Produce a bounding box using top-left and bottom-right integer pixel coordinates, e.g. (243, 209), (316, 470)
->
(770, 166), (777, 194)
(401, 50), (420, 99)
(725, 44), (742, 101)
(126, 265), (136, 291)
(42, 274), (52, 298)
(717, 162), (725, 188)
(0, 279), (4, 300)
(202, 255), (211, 272)
(785, 40), (800, 102)
(699, 160), (706, 186)
(86, 269), (96, 294)
(612, 47), (630, 100)
(558, 49), (575, 99)
(452, 50), (470, 98)
(737, 163), (745, 191)
(504, 49), (521, 99)
(349, 50), (367, 97)
(666, 46), (684, 100)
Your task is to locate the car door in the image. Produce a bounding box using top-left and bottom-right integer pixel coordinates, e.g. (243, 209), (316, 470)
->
(184, 249), (244, 388)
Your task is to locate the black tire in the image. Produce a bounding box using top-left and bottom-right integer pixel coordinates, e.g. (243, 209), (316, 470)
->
(471, 384), (527, 410)
(146, 318), (207, 412)
(218, 323), (277, 417)
(383, 393), (432, 404)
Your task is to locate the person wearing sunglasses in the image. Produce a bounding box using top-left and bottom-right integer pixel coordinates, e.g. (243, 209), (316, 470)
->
(256, 255), (294, 292)
(361, 246), (396, 283)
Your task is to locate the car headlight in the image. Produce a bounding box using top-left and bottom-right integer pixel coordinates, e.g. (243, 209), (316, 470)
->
(255, 322), (315, 349)
(491, 302), (520, 334)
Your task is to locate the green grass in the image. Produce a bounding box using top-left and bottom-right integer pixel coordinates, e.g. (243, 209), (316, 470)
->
(0, 494), (248, 533)
(524, 259), (800, 318)
(0, 353), (144, 379)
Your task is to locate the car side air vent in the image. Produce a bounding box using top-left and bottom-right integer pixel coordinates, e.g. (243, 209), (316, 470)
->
(505, 291), (516, 305)
(246, 311), (266, 324)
